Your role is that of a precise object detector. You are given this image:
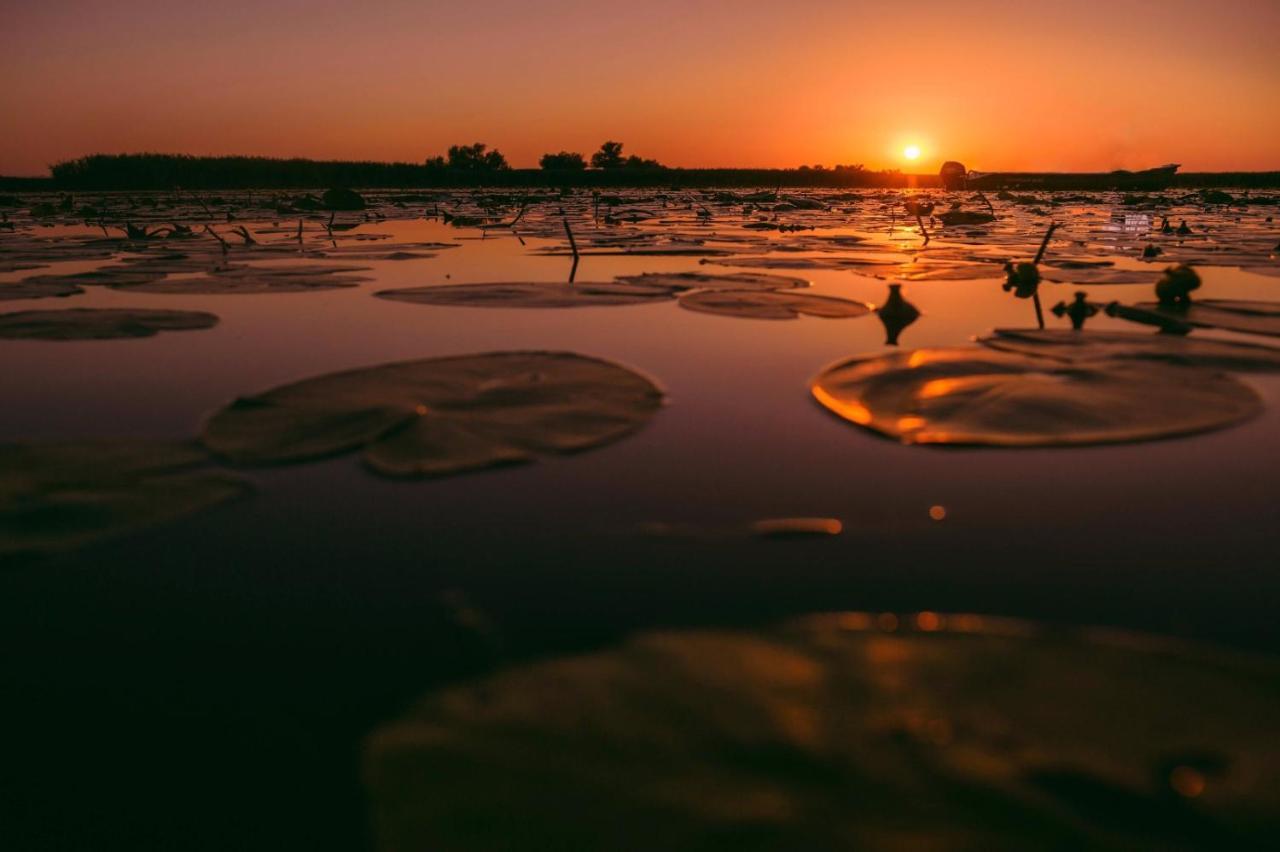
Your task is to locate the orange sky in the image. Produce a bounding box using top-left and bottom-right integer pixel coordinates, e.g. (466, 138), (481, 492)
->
(2, 0), (1278, 176)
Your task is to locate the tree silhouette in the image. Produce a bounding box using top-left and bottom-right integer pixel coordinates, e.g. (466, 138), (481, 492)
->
(591, 141), (626, 170)
(443, 143), (510, 171)
(539, 151), (587, 171)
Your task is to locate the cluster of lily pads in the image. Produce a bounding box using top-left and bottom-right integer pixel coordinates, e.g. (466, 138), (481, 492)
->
(3, 187), (1279, 558)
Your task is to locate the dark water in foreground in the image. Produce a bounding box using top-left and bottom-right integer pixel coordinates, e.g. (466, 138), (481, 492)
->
(2, 188), (1278, 850)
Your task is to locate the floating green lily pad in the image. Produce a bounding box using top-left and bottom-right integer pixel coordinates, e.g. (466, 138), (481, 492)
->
(678, 290), (872, 321)
(979, 329), (1280, 371)
(0, 308), (218, 340)
(374, 281), (681, 309)
(365, 614), (1280, 851)
(0, 440), (250, 557)
(202, 351), (664, 477)
(810, 347), (1260, 446)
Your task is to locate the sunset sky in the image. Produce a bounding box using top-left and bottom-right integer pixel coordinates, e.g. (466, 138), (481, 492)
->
(3, 0), (1278, 175)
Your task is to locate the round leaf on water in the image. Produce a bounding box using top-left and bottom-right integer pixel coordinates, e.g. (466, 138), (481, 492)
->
(1133, 300), (1280, 337)
(810, 347), (1260, 446)
(0, 440), (250, 557)
(678, 289), (872, 321)
(613, 271), (809, 291)
(979, 329), (1280, 372)
(0, 308), (218, 340)
(365, 614), (1280, 852)
(0, 279), (83, 301)
(202, 351), (664, 477)
(374, 281), (681, 309)
(111, 264), (369, 294)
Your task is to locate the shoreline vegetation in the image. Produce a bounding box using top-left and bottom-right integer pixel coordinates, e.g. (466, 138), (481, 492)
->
(3, 147), (1280, 191)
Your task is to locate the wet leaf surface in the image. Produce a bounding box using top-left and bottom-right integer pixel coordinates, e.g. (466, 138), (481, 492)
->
(0, 440), (250, 557)
(202, 352), (664, 477)
(613, 271), (809, 291)
(810, 347), (1261, 446)
(0, 308), (218, 340)
(374, 281), (682, 309)
(1132, 300), (1280, 338)
(678, 289), (872, 321)
(365, 614), (1280, 852)
(979, 329), (1280, 371)
(0, 279), (84, 301)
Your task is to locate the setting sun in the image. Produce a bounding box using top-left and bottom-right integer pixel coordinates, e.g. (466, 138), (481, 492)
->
(903, 145), (921, 161)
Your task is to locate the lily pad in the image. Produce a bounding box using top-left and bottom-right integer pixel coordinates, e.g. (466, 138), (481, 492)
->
(810, 347), (1260, 446)
(678, 290), (872, 321)
(1133, 300), (1280, 338)
(374, 281), (680, 309)
(365, 614), (1280, 852)
(202, 351), (664, 477)
(0, 279), (83, 301)
(0, 440), (250, 557)
(111, 264), (369, 294)
(1041, 266), (1163, 285)
(979, 329), (1280, 372)
(613, 272), (808, 291)
(0, 308), (218, 340)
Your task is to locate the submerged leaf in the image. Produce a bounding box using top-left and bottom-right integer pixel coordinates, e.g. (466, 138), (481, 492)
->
(202, 352), (664, 477)
(810, 347), (1260, 446)
(0, 441), (250, 557)
(979, 329), (1280, 371)
(374, 281), (681, 309)
(678, 290), (871, 321)
(365, 615), (1280, 852)
(0, 308), (218, 340)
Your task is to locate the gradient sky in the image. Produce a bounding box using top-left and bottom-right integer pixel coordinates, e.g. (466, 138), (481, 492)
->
(2, 0), (1278, 175)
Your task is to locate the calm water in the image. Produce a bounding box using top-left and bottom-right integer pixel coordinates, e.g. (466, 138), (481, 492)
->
(2, 189), (1278, 849)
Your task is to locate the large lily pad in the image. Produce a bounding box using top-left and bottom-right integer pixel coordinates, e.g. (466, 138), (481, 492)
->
(0, 308), (218, 340)
(810, 347), (1260, 446)
(202, 351), (664, 477)
(0, 441), (250, 557)
(374, 281), (681, 309)
(613, 272), (808, 291)
(979, 329), (1280, 371)
(365, 614), (1280, 852)
(678, 290), (872, 321)
(1133, 300), (1280, 338)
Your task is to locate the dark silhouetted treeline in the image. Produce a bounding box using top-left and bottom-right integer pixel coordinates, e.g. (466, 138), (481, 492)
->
(14, 153), (1280, 190)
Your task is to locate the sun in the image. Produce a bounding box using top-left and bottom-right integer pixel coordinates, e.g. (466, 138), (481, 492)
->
(903, 144), (921, 161)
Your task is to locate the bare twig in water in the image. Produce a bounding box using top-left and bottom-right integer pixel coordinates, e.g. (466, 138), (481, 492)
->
(916, 213), (930, 246)
(1031, 221), (1058, 328)
(231, 225), (256, 246)
(296, 218), (303, 244)
(203, 224), (229, 254)
(977, 191), (996, 217)
(560, 208), (580, 283)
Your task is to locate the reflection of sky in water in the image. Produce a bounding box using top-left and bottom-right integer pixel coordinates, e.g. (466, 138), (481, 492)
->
(2, 201), (1279, 649)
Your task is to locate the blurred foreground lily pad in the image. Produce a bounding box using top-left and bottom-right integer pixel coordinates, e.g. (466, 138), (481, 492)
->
(365, 614), (1280, 851)
(810, 348), (1260, 446)
(979, 329), (1280, 371)
(202, 351), (664, 477)
(678, 290), (872, 321)
(0, 308), (218, 340)
(0, 441), (250, 557)
(375, 281), (680, 309)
